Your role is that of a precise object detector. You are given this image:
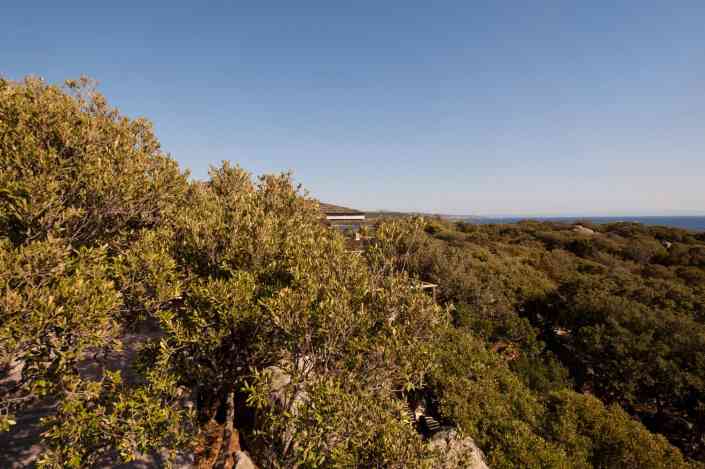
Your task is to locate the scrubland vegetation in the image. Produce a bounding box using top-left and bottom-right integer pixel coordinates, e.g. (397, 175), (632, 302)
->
(383, 216), (705, 467)
(1, 77), (704, 468)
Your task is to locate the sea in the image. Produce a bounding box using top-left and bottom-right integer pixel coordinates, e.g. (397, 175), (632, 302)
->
(463, 216), (705, 232)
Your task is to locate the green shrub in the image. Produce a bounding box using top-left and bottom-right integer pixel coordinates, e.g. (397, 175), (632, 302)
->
(544, 391), (697, 468)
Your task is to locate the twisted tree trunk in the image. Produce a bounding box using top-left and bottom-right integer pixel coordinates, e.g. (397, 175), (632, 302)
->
(214, 390), (240, 469)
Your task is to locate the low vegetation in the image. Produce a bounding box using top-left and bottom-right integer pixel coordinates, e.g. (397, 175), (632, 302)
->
(386, 216), (705, 466)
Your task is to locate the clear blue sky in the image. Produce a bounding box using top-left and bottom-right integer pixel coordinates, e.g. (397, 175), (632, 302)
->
(3, 2), (704, 216)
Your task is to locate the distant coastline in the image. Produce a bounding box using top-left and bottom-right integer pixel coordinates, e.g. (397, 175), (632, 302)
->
(365, 212), (705, 232)
(461, 216), (705, 232)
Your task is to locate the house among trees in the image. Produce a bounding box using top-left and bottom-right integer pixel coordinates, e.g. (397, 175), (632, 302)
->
(319, 202), (366, 239)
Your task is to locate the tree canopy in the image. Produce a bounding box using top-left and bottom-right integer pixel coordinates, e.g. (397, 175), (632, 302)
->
(1, 77), (703, 468)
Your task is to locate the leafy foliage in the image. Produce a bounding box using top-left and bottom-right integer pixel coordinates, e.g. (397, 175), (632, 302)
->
(0, 76), (188, 453)
(2, 76), (703, 468)
(381, 216), (705, 465)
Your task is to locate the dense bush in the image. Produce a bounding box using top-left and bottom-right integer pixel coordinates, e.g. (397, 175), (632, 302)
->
(0, 76), (189, 451)
(427, 327), (696, 468)
(2, 77), (703, 468)
(381, 216), (705, 464)
(544, 390), (692, 468)
(1, 78), (442, 468)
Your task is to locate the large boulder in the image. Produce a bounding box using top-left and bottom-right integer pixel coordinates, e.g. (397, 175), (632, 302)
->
(429, 428), (489, 469)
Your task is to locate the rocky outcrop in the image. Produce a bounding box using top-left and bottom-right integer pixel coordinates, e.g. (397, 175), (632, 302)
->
(262, 364), (310, 457)
(429, 428), (489, 469)
(264, 364), (309, 418)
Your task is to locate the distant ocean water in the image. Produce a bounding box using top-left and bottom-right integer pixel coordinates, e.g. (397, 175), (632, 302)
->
(466, 216), (705, 232)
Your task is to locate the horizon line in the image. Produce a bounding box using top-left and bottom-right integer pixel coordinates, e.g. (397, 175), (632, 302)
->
(364, 210), (705, 218)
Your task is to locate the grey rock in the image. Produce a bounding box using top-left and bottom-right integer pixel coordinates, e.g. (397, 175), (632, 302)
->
(429, 428), (489, 469)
